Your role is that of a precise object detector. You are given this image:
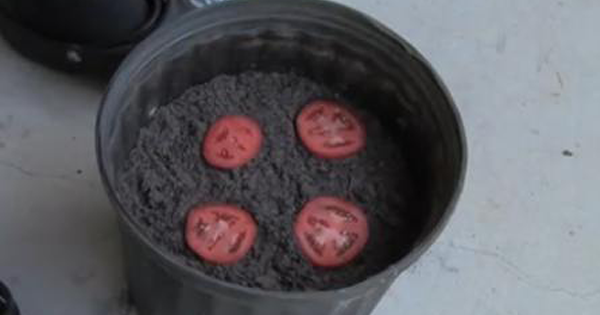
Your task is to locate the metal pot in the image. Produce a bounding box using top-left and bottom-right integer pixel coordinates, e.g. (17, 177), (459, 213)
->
(96, 1), (467, 314)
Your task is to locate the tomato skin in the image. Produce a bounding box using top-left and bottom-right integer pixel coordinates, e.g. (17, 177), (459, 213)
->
(186, 204), (257, 265)
(296, 100), (366, 159)
(294, 197), (369, 268)
(203, 115), (263, 169)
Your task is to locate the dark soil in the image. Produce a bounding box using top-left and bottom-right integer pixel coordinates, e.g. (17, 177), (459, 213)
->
(117, 72), (417, 291)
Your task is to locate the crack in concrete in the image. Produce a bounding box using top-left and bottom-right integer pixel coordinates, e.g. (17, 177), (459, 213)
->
(446, 242), (600, 300)
(556, 71), (565, 89)
(435, 254), (460, 274)
(0, 160), (96, 186)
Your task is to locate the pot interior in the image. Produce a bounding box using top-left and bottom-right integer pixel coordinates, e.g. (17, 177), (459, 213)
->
(99, 1), (465, 289)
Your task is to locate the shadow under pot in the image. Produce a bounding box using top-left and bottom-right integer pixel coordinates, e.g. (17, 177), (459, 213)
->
(96, 0), (466, 315)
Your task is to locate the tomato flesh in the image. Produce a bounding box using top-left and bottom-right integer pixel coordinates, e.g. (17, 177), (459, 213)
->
(296, 100), (366, 159)
(203, 115), (263, 169)
(294, 197), (369, 267)
(186, 204), (257, 265)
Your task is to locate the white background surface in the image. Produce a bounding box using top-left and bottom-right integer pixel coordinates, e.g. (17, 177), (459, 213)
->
(0, 0), (598, 314)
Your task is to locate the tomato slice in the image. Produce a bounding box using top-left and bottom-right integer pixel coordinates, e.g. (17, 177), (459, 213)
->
(203, 115), (263, 169)
(294, 197), (369, 267)
(296, 100), (366, 159)
(186, 204), (257, 265)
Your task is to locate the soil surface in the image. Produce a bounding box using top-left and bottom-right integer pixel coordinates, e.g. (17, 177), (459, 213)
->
(117, 72), (417, 291)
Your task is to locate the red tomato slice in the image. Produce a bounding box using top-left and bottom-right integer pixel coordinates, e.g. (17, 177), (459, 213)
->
(294, 197), (369, 267)
(296, 100), (366, 159)
(203, 115), (263, 169)
(186, 204), (257, 265)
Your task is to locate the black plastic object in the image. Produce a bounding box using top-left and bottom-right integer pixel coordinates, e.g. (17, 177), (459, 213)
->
(0, 281), (20, 315)
(11, 0), (150, 45)
(0, 0), (164, 76)
(96, 1), (467, 314)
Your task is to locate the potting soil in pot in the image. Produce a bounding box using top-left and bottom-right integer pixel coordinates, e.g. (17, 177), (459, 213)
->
(117, 72), (418, 291)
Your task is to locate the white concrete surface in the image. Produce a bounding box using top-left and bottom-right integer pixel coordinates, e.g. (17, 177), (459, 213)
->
(0, 1), (598, 314)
